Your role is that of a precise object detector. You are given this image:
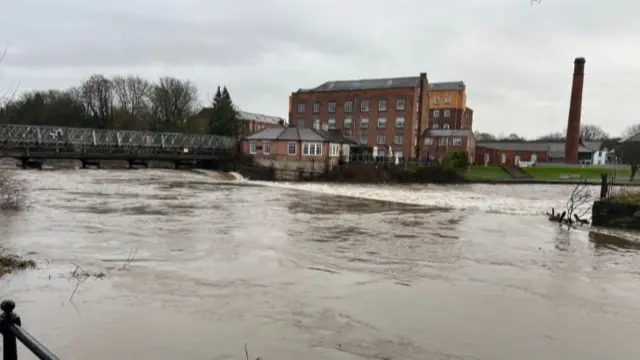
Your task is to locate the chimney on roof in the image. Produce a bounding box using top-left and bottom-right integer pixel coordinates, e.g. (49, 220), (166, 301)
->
(564, 57), (585, 164)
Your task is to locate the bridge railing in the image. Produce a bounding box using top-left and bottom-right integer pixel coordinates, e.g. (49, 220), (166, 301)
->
(0, 300), (61, 360)
(0, 124), (236, 150)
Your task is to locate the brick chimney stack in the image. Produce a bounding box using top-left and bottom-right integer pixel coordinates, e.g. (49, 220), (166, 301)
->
(415, 72), (428, 160)
(564, 57), (586, 164)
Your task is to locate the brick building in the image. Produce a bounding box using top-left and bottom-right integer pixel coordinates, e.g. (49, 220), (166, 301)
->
(422, 129), (475, 163)
(192, 109), (285, 136)
(288, 74), (430, 161)
(475, 141), (595, 165)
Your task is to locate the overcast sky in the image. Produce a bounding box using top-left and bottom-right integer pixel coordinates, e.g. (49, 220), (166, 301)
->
(0, 0), (638, 138)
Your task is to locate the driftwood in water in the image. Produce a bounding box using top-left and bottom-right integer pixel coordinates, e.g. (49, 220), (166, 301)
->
(547, 207), (589, 227)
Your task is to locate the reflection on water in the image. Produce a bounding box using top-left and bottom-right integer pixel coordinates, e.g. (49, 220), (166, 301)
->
(1, 169), (640, 360)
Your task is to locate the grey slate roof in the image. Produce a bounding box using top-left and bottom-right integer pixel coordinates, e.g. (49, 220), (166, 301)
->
(297, 76), (465, 93)
(244, 127), (357, 144)
(620, 131), (640, 143)
(197, 108), (284, 125)
(477, 141), (594, 154)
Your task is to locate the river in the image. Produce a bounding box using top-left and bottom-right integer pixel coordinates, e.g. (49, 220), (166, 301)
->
(2, 169), (640, 360)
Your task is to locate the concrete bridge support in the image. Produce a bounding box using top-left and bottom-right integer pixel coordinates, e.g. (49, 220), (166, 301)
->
(128, 160), (149, 169)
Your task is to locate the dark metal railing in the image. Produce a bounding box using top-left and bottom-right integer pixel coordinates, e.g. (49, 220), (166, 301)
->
(0, 300), (60, 360)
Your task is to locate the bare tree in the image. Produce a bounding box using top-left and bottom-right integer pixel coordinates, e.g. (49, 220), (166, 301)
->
(622, 123), (640, 139)
(80, 74), (115, 128)
(112, 75), (151, 129)
(0, 47), (19, 109)
(473, 131), (496, 141)
(536, 132), (564, 141)
(547, 181), (592, 228)
(580, 124), (608, 141)
(148, 77), (198, 132)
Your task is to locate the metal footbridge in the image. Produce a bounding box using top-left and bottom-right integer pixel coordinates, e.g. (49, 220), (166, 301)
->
(0, 124), (237, 167)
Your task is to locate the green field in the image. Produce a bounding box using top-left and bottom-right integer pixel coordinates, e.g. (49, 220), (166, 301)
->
(464, 166), (510, 180)
(523, 166), (632, 181)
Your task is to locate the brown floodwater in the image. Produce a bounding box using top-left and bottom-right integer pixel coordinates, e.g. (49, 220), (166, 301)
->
(2, 169), (640, 360)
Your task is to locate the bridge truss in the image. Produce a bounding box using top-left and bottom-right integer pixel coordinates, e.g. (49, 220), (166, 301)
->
(0, 124), (236, 149)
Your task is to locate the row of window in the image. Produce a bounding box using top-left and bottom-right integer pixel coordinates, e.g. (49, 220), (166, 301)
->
(424, 137), (463, 146)
(299, 116), (406, 130)
(249, 141), (341, 157)
(433, 110), (452, 118)
(297, 96), (456, 114)
(298, 99), (406, 114)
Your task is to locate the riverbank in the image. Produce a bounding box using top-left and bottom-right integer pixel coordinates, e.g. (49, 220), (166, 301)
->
(465, 165), (638, 185)
(0, 247), (35, 277)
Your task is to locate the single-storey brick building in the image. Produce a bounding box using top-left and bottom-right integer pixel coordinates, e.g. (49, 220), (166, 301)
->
(241, 127), (357, 166)
(475, 141), (596, 165)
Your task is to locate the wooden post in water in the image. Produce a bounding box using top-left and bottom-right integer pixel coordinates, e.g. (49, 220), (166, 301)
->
(600, 173), (609, 199)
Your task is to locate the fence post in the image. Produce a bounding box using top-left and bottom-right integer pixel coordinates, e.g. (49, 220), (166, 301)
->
(600, 173), (609, 200)
(0, 299), (20, 360)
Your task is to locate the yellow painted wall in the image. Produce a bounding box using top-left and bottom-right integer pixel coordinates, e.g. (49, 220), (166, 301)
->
(428, 90), (466, 110)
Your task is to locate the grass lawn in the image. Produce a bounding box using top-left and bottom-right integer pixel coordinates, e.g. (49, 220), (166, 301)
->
(464, 165), (510, 180)
(523, 166), (632, 181)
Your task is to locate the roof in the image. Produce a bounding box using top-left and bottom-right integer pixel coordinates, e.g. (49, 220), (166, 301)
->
(620, 131), (640, 143)
(423, 129), (472, 137)
(244, 127), (358, 144)
(297, 76), (465, 93)
(477, 141), (594, 154)
(197, 108), (284, 125)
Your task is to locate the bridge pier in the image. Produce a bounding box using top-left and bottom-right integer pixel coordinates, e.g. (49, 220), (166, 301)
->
(128, 159), (148, 169)
(81, 159), (101, 169)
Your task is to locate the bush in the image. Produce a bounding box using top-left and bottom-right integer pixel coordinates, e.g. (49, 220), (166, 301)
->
(442, 151), (469, 169)
(0, 247), (35, 277)
(0, 173), (27, 210)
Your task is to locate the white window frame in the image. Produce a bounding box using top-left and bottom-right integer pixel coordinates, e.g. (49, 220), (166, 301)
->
(444, 96), (452, 104)
(344, 101), (353, 113)
(378, 99), (387, 112)
(328, 102), (336, 113)
(438, 138), (448, 146)
(288, 142), (296, 155)
(302, 142), (322, 156)
(444, 110), (451, 117)
(433, 110), (440, 117)
(328, 117), (336, 129)
(396, 99), (406, 111)
(432, 123), (439, 129)
(360, 118), (369, 128)
(360, 135), (368, 144)
(298, 119), (305, 128)
(263, 140), (271, 155)
(249, 141), (257, 154)
(425, 138), (433, 145)
(321, 123), (329, 131)
(377, 133), (386, 144)
(452, 137), (462, 146)
(443, 124), (450, 129)
(433, 97), (440, 105)
(312, 102), (320, 113)
(394, 133), (403, 145)
(344, 117), (353, 129)
(377, 117), (387, 128)
(361, 100), (369, 112)
(395, 116), (404, 128)
(313, 119), (320, 129)
(297, 103), (305, 113)
(330, 144), (340, 157)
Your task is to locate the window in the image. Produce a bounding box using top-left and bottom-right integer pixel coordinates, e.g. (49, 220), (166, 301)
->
(263, 141), (271, 155)
(396, 99), (406, 111)
(298, 120), (305, 128)
(321, 123), (329, 131)
(378, 99), (387, 112)
(361, 100), (369, 112)
(302, 142), (322, 156)
(344, 101), (353, 113)
(433, 110), (440, 117)
(452, 137), (462, 146)
(443, 123), (450, 129)
(297, 103), (305, 113)
(313, 119), (320, 130)
(312, 102), (320, 113)
(328, 117), (336, 129)
(377, 117), (387, 128)
(288, 142), (296, 155)
(249, 141), (257, 154)
(500, 153), (506, 164)
(360, 135), (368, 144)
(438, 138), (448, 146)
(395, 116), (404, 128)
(394, 131), (404, 145)
(445, 96), (452, 105)
(433, 97), (440, 105)
(344, 117), (353, 129)
(444, 110), (450, 117)
(343, 129), (353, 139)
(328, 102), (336, 113)
(424, 138), (433, 145)
(360, 118), (369, 128)
(377, 133), (386, 144)
(432, 123), (439, 129)
(330, 144), (340, 157)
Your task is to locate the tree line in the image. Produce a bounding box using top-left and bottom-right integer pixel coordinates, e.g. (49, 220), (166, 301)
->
(474, 123), (640, 142)
(0, 73), (241, 136)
